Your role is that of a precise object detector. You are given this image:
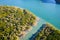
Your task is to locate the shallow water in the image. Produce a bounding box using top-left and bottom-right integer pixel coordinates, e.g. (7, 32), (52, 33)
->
(0, 0), (60, 29)
(0, 0), (60, 40)
(20, 18), (46, 40)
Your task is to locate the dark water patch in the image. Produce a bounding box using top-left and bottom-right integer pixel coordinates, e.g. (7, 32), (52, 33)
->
(29, 24), (46, 40)
(41, 0), (60, 4)
(40, 0), (56, 4)
(55, 0), (60, 4)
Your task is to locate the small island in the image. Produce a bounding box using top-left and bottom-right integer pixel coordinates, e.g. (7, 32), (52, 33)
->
(0, 6), (39, 40)
(31, 23), (60, 40)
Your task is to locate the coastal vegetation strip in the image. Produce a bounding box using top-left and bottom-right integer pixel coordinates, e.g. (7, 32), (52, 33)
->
(0, 6), (38, 40)
(31, 23), (60, 40)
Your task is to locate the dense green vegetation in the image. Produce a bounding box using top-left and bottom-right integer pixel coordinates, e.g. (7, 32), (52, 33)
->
(0, 6), (36, 40)
(34, 23), (60, 40)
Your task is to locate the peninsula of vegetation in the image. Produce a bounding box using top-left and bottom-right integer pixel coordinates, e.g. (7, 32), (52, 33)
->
(0, 6), (39, 40)
(31, 23), (60, 40)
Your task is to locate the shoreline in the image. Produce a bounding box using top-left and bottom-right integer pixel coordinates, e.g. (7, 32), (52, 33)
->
(0, 6), (41, 40)
(20, 27), (32, 38)
(29, 22), (60, 40)
(29, 24), (46, 40)
(20, 17), (46, 40)
(19, 17), (40, 38)
(33, 17), (40, 26)
(46, 22), (60, 31)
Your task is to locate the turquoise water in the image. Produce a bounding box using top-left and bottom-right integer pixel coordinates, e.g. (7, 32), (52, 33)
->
(20, 18), (46, 40)
(0, 0), (60, 29)
(0, 0), (60, 40)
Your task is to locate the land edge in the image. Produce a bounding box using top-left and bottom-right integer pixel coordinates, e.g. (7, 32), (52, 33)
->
(29, 22), (60, 40)
(0, 6), (40, 40)
(19, 17), (40, 39)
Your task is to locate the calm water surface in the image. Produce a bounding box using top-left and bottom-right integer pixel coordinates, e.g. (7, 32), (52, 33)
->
(0, 0), (60, 40)
(0, 0), (60, 29)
